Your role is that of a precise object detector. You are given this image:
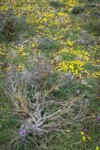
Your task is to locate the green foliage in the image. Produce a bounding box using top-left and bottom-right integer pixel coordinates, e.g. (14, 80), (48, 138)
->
(0, 95), (19, 149)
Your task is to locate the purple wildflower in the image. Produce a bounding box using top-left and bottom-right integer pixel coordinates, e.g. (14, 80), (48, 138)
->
(96, 116), (100, 121)
(22, 138), (25, 142)
(19, 129), (26, 136)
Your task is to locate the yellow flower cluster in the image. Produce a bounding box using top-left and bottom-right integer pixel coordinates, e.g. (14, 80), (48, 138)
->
(96, 146), (99, 150)
(17, 64), (24, 72)
(54, 47), (91, 76)
(81, 131), (91, 142)
(66, 40), (74, 47)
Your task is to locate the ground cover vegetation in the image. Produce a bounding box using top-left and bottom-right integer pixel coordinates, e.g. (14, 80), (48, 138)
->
(0, 0), (100, 149)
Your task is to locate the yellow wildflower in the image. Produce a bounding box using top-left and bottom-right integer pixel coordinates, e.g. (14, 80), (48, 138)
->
(88, 137), (91, 140)
(67, 40), (74, 47)
(17, 64), (24, 71)
(0, 52), (5, 56)
(82, 136), (86, 142)
(81, 131), (84, 135)
(96, 146), (99, 150)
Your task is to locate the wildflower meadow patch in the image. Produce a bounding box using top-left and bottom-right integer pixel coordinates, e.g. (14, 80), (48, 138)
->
(0, 0), (100, 149)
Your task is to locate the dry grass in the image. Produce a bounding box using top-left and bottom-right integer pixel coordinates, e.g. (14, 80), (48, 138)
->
(4, 57), (88, 136)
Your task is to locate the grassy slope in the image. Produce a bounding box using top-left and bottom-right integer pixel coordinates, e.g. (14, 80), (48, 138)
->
(0, 0), (100, 150)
